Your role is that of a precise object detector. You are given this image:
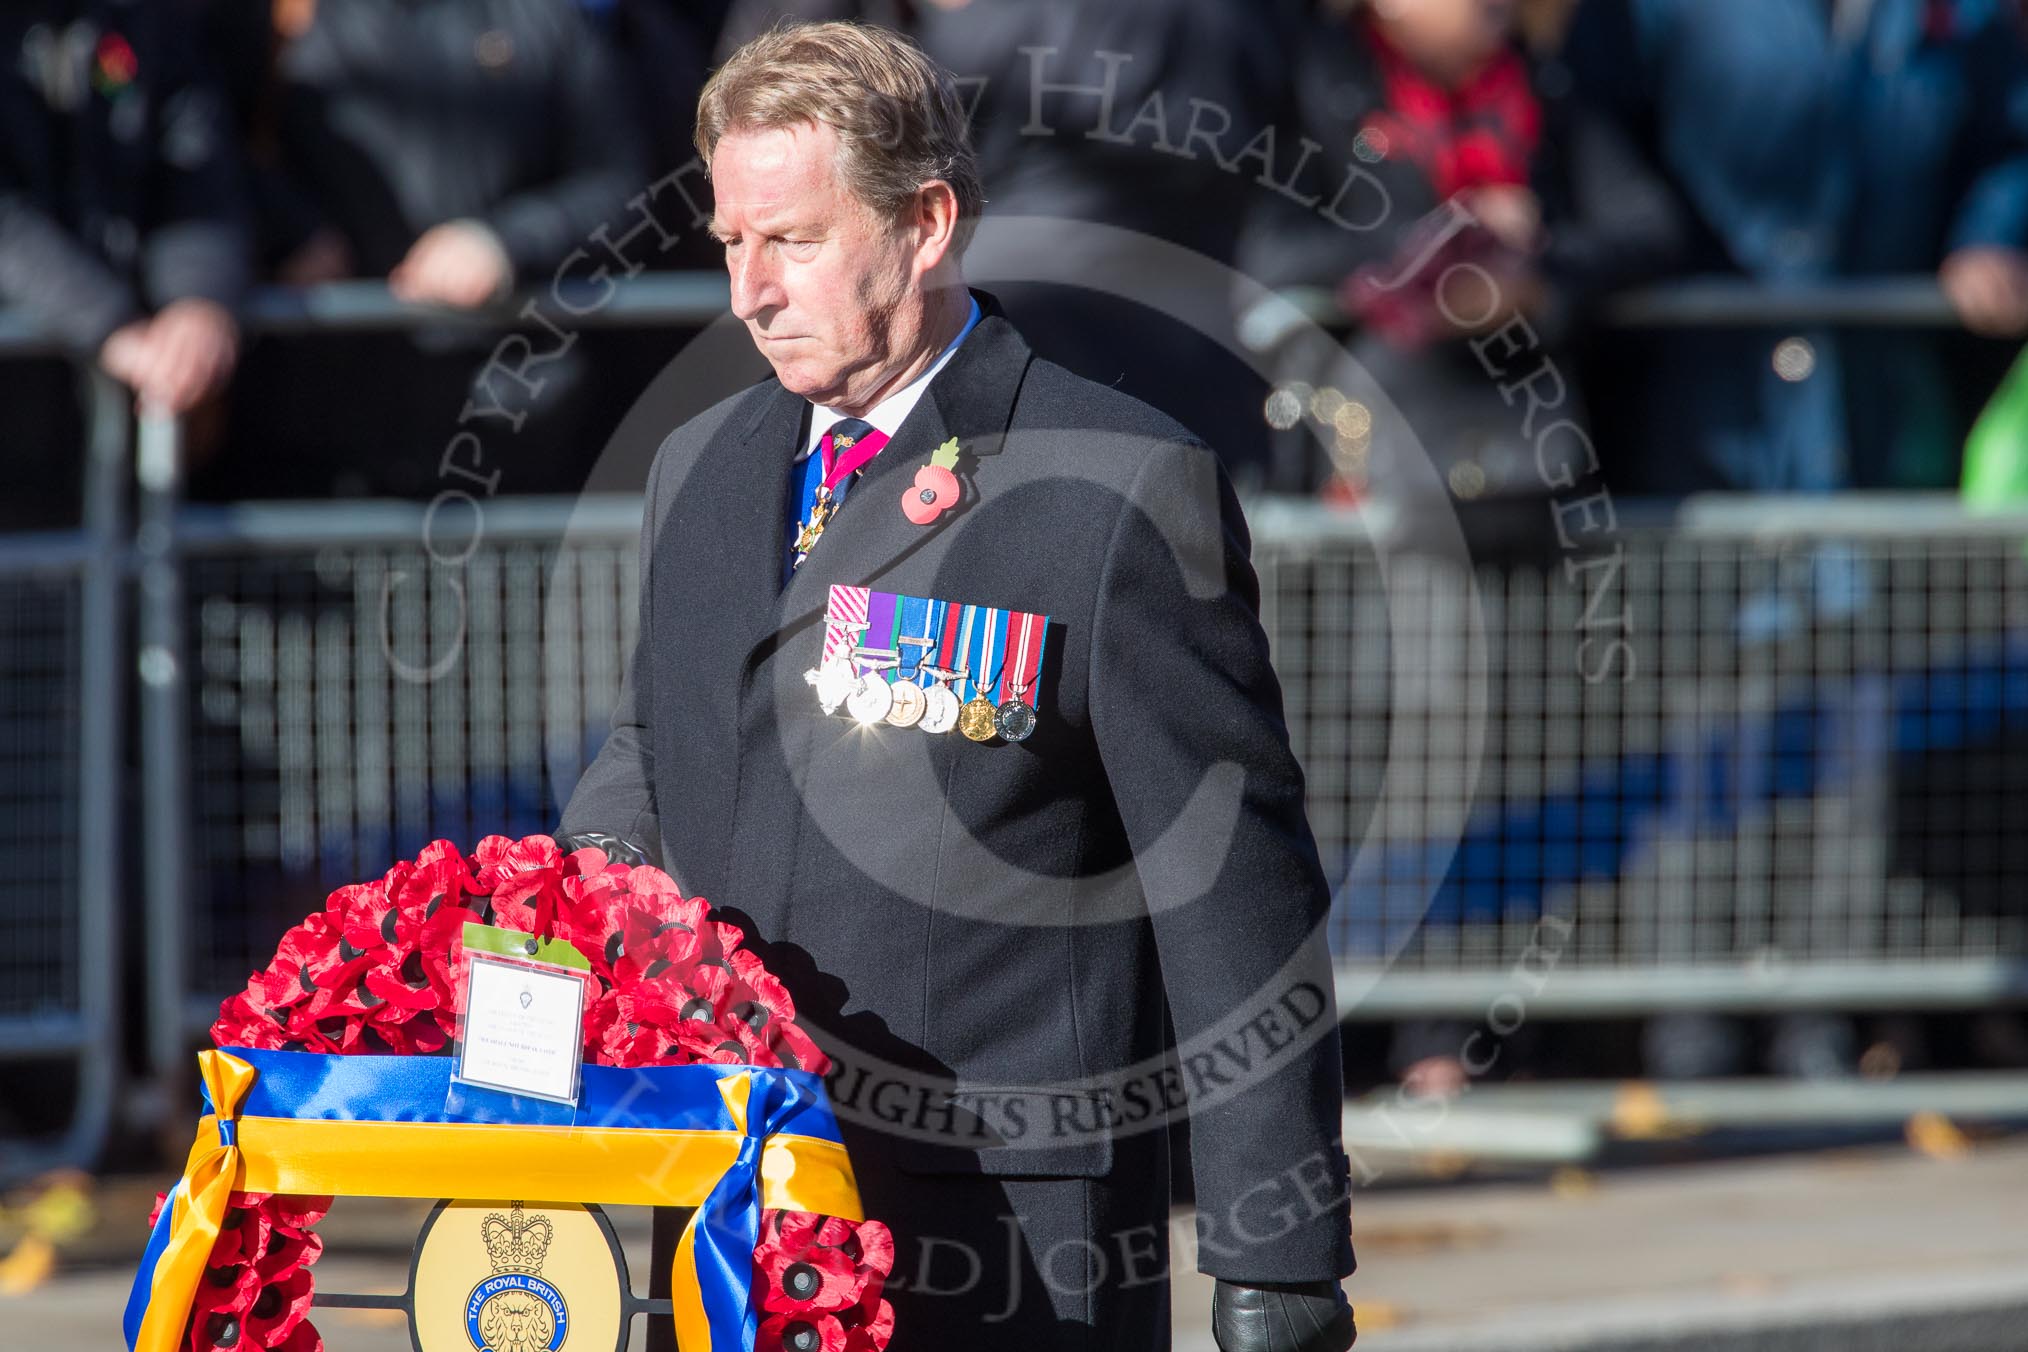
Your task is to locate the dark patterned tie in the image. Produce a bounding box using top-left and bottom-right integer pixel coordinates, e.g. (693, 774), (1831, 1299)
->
(791, 418), (888, 571)
(819, 417), (881, 487)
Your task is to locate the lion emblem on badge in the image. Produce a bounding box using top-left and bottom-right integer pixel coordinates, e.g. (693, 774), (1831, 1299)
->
(464, 1203), (570, 1352)
(478, 1289), (555, 1352)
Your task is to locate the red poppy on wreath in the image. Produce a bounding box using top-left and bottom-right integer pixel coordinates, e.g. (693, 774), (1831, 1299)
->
(755, 1230), (865, 1313)
(186, 835), (894, 1352)
(200, 1203), (269, 1270)
(843, 1295), (896, 1352)
(254, 1226), (323, 1287)
(728, 948), (796, 1024)
(557, 851), (637, 979)
(818, 1214), (895, 1279)
(242, 1266), (317, 1347)
(472, 834), (569, 935)
(151, 1190), (330, 1351)
(613, 899), (709, 987)
(753, 1209), (896, 1352)
(273, 916), (373, 1015)
(207, 990), (289, 1053)
(189, 1262), (261, 1351)
(759, 1312), (853, 1352)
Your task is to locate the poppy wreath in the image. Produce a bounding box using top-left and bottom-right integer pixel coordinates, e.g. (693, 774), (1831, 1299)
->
(164, 835), (895, 1352)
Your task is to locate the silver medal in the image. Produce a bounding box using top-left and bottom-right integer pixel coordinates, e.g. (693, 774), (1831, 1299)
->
(994, 698), (1037, 742)
(805, 658), (857, 715)
(918, 682), (960, 734)
(847, 674), (894, 725)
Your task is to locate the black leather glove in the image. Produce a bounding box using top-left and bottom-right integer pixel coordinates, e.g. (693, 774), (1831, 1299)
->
(1212, 1279), (1356, 1352)
(554, 830), (658, 869)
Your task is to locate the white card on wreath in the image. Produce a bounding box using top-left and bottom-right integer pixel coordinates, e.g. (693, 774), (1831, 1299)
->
(455, 953), (586, 1105)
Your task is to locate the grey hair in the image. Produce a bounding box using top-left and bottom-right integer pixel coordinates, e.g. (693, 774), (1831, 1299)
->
(696, 21), (983, 250)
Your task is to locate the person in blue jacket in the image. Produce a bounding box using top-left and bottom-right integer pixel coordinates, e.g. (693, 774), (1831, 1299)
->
(1567, 0), (2028, 492)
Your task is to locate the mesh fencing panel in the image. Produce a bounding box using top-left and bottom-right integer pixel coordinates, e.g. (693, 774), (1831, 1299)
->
(1256, 520), (2028, 976)
(177, 504), (2028, 1013)
(186, 533), (637, 1000)
(0, 569), (83, 1018)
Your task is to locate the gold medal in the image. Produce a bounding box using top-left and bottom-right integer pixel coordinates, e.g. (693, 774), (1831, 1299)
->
(885, 679), (926, 727)
(791, 487), (836, 568)
(957, 606), (1009, 742)
(958, 694), (999, 741)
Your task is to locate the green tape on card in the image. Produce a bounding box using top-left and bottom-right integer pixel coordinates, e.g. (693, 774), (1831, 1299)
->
(461, 921), (591, 972)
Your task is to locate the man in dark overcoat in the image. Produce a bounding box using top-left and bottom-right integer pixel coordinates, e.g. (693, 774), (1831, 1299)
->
(561, 21), (1356, 1351)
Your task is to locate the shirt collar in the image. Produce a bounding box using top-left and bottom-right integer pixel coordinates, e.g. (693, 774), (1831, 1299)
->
(798, 296), (983, 460)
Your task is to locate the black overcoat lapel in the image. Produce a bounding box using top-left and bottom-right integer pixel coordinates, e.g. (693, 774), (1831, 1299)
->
(744, 297), (1034, 676)
(675, 378), (806, 687)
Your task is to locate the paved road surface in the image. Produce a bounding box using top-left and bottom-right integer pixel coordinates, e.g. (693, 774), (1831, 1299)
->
(14, 1136), (2028, 1351)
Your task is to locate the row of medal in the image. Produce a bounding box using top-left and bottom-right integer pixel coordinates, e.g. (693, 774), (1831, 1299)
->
(806, 586), (1050, 742)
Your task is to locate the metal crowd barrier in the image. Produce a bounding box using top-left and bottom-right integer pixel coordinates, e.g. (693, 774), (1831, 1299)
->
(167, 493), (2028, 1029)
(0, 273), (2018, 1177)
(173, 495), (643, 1030)
(0, 276), (737, 1172)
(1252, 498), (2028, 1016)
(0, 366), (125, 1184)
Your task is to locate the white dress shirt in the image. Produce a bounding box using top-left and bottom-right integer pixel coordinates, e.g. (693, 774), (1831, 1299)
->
(797, 296), (983, 461)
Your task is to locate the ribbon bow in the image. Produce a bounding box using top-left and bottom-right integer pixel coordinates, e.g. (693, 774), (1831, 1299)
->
(673, 1069), (830, 1346)
(123, 1051), (259, 1352)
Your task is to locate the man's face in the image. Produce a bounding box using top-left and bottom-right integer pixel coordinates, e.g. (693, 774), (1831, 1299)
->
(710, 122), (922, 408)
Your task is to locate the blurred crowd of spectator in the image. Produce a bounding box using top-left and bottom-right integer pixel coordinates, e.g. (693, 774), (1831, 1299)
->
(4, 0), (2028, 521)
(8, 0), (2028, 1094)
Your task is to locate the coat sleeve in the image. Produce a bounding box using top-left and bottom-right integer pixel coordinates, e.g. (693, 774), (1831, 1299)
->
(1234, 12), (1412, 294)
(1536, 96), (1691, 336)
(1088, 437), (1355, 1284)
(139, 23), (252, 313)
(1947, 11), (2028, 253)
(559, 435), (671, 854)
(482, 16), (648, 273)
(0, 186), (141, 353)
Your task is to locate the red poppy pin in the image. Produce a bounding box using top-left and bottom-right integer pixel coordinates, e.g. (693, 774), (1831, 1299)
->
(92, 32), (138, 97)
(901, 438), (962, 525)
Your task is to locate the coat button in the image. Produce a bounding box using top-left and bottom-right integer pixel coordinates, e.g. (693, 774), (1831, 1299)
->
(475, 29), (515, 69)
(1448, 460), (1488, 499)
(1773, 337), (1816, 382)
